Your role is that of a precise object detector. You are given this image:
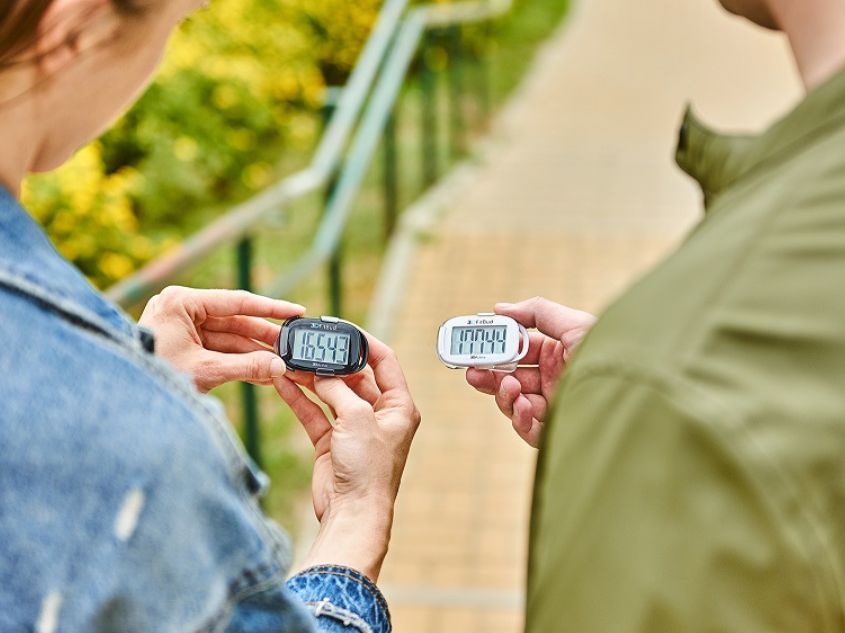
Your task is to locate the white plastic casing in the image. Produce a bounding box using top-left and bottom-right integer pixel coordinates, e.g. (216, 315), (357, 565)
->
(436, 313), (529, 371)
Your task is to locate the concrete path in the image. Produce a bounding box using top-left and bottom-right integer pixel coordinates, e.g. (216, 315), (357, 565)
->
(377, 0), (800, 630)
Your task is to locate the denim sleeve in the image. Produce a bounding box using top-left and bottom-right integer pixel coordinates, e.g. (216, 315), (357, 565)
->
(286, 566), (392, 633)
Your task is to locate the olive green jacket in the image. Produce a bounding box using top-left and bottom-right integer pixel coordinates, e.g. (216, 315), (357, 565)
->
(528, 68), (845, 632)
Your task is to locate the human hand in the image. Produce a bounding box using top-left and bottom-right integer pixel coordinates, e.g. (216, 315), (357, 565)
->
(139, 286), (305, 393)
(273, 335), (420, 581)
(465, 297), (596, 448)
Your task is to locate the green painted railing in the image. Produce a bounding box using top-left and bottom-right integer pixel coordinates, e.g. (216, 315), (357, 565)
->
(106, 0), (512, 464)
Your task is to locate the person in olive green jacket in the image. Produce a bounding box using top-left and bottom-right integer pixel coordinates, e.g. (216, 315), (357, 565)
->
(466, 0), (845, 630)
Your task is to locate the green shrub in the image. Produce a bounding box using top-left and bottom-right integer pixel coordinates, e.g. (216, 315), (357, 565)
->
(22, 143), (158, 283)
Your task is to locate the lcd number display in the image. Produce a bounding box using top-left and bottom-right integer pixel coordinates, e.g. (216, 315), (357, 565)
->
(292, 329), (351, 365)
(450, 325), (507, 356)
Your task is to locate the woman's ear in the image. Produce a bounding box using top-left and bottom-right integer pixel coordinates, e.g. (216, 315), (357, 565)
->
(36, 0), (119, 77)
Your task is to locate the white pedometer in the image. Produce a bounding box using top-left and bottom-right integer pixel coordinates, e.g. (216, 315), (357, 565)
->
(436, 313), (530, 372)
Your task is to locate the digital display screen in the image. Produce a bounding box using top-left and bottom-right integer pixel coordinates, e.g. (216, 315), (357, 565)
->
(450, 326), (507, 356)
(292, 329), (351, 365)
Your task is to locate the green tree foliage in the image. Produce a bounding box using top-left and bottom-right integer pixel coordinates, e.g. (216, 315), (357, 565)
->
(23, 0), (379, 288)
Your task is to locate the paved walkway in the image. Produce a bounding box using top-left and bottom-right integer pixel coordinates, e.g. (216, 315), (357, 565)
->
(378, 0), (800, 630)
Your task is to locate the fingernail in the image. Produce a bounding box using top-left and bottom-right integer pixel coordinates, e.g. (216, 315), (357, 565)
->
(495, 302), (513, 309)
(270, 358), (286, 377)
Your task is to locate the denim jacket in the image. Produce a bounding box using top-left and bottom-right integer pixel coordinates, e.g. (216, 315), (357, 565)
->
(0, 188), (391, 633)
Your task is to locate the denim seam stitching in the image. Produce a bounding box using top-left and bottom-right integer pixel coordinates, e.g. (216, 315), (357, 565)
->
(291, 567), (390, 614)
(0, 272), (136, 348)
(0, 268), (135, 342)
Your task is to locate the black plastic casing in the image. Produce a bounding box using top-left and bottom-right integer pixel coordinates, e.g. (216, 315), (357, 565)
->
(275, 316), (368, 376)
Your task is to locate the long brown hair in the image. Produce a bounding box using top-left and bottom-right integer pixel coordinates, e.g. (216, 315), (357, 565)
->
(0, 0), (142, 71)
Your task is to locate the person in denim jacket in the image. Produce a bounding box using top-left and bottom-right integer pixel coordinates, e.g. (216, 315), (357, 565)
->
(0, 1), (420, 631)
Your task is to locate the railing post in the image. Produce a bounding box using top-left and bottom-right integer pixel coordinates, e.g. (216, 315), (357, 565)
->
(479, 20), (493, 128)
(448, 24), (466, 162)
(322, 87), (344, 316)
(236, 236), (262, 467)
(421, 29), (439, 190)
(383, 106), (400, 240)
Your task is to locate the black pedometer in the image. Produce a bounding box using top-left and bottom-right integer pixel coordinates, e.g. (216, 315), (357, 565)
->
(275, 316), (368, 376)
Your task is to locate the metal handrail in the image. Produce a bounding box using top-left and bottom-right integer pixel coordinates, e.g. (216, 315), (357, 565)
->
(266, 0), (512, 299)
(106, 0), (411, 306)
(106, 0), (510, 308)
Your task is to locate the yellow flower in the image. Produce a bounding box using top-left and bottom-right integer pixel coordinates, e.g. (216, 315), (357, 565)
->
(173, 137), (199, 162)
(99, 252), (135, 281)
(242, 162), (273, 189)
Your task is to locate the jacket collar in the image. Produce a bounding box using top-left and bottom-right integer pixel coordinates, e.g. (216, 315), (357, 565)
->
(676, 66), (845, 206)
(0, 186), (135, 341)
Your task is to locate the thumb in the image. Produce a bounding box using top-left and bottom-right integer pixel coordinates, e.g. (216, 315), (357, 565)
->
(200, 350), (287, 390)
(314, 377), (371, 422)
(495, 297), (596, 342)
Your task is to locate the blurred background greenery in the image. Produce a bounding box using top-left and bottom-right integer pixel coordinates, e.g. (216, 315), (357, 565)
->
(23, 0), (381, 287)
(23, 0), (569, 533)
